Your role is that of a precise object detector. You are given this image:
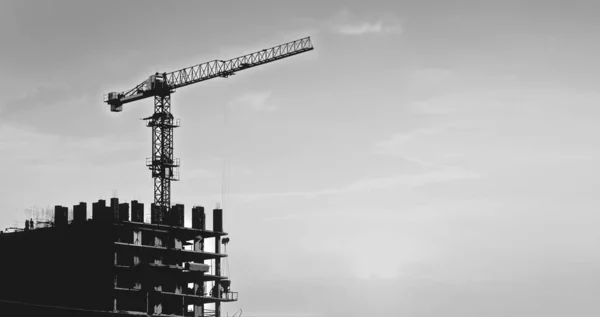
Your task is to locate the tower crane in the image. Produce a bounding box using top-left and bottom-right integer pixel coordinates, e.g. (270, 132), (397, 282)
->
(104, 37), (313, 212)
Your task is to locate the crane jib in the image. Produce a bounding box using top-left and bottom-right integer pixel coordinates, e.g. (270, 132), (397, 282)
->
(104, 36), (313, 108)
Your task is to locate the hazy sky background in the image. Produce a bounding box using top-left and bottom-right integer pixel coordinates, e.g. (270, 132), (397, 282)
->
(1, 1), (600, 316)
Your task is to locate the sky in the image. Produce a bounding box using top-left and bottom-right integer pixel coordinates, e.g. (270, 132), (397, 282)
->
(1, 1), (600, 316)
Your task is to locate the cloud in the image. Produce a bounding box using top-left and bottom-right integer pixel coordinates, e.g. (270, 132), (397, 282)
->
(263, 214), (302, 222)
(376, 126), (451, 148)
(409, 68), (457, 88)
(0, 124), (144, 168)
(237, 167), (481, 202)
(374, 125), (460, 165)
(408, 93), (506, 116)
(229, 91), (277, 112)
(0, 84), (71, 118)
(330, 10), (402, 36)
(0, 83), (109, 138)
(185, 168), (216, 180)
(335, 21), (402, 35)
(340, 167), (480, 192)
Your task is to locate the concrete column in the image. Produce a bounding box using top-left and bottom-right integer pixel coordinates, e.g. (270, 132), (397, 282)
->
(92, 199), (106, 221)
(192, 206), (205, 229)
(54, 205), (68, 227)
(215, 235), (221, 317)
(119, 203), (129, 221)
(73, 202), (87, 223)
(131, 200), (144, 222)
(111, 197), (119, 221)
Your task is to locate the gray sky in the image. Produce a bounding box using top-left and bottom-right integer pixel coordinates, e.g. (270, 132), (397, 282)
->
(2, 1), (600, 316)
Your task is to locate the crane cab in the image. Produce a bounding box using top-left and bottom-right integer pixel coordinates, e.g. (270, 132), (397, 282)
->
(146, 73), (169, 93)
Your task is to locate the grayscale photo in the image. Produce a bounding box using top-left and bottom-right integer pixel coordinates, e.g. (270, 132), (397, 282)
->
(0, 1), (598, 316)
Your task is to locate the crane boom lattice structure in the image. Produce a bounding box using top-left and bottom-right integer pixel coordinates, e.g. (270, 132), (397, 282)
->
(104, 37), (314, 210)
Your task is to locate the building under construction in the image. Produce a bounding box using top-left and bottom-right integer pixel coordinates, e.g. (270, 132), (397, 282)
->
(0, 36), (313, 316)
(0, 198), (236, 317)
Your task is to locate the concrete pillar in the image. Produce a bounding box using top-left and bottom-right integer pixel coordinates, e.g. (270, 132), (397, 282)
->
(151, 204), (162, 224)
(73, 202), (87, 223)
(119, 203), (129, 221)
(131, 200), (144, 222)
(111, 197), (119, 221)
(92, 200), (106, 221)
(171, 204), (184, 227)
(215, 234), (221, 316)
(213, 208), (223, 233)
(192, 206), (205, 251)
(54, 205), (68, 227)
(192, 206), (205, 230)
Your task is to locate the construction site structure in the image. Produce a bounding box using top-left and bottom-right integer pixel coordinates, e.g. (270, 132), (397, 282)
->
(0, 36), (314, 317)
(104, 37), (314, 212)
(0, 199), (233, 317)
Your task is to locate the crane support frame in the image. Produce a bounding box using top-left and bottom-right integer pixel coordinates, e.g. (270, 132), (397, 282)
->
(145, 94), (179, 210)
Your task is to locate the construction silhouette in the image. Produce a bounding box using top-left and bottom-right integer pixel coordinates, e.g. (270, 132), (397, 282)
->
(0, 37), (314, 317)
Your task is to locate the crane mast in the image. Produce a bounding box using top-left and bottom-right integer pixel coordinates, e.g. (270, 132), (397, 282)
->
(104, 37), (313, 211)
